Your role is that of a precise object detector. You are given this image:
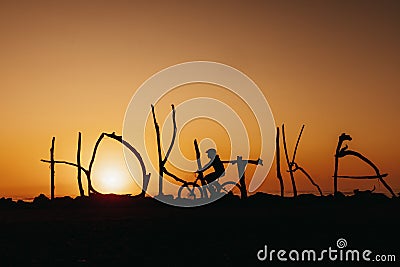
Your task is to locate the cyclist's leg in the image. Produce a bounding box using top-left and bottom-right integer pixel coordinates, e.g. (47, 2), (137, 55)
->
(205, 173), (227, 195)
(214, 171), (225, 192)
(204, 173), (218, 194)
(204, 172), (218, 184)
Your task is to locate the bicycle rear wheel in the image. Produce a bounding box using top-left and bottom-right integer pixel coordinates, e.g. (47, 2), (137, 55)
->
(178, 182), (204, 200)
(220, 181), (241, 197)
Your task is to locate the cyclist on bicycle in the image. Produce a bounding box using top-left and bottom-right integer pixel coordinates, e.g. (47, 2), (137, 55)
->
(196, 148), (225, 184)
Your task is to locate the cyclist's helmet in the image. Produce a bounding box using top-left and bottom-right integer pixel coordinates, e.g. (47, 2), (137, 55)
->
(206, 148), (216, 157)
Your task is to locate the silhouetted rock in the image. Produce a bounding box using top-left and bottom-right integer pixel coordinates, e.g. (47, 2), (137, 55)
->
(297, 193), (319, 202)
(16, 199), (29, 208)
(33, 194), (50, 206)
(334, 191), (346, 199)
(53, 196), (74, 207)
(350, 192), (389, 202)
(248, 192), (283, 206)
(0, 197), (15, 208)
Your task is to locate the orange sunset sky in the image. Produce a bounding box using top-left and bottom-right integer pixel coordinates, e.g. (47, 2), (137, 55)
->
(0, 0), (399, 199)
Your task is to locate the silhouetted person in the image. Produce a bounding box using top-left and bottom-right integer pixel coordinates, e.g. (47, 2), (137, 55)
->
(196, 148), (225, 184)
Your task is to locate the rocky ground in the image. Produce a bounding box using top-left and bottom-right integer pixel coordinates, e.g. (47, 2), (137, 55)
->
(0, 193), (399, 266)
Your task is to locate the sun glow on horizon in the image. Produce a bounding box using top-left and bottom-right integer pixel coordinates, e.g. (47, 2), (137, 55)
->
(96, 166), (129, 193)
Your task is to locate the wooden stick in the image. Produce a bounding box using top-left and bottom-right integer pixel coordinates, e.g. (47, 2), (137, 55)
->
(151, 104), (164, 196)
(41, 159), (101, 193)
(294, 164), (323, 196)
(282, 124), (297, 197)
(43, 133), (103, 197)
(291, 125), (305, 163)
(194, 139), (202, 172)
(162, 105), (177, 165)
(104, 132), (150, 197)
(77, 132), (85, 196)
(86, 133), (105, 195)
(151, 104), (177, 196)
(50, 137), (55, 200)
(338, 149), (395, 197)
(194, 139), (208, 198)
(333, 133), (352, 195)
(276, 127), (284, 197)
(335, 174), (388, 179)
(234, 156), (248, 199)
(163, 168), (187, 184)
(41, 160), (89, 176)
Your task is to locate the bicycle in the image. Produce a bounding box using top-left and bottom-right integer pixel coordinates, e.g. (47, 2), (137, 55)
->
(163, 139), (262, 200)
(177, 157), (263, 200)
(177, 169), (240, 200)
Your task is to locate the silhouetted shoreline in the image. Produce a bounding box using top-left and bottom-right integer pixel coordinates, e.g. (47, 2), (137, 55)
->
(0, 193), (399, 266)
(0, 191), (398, 212)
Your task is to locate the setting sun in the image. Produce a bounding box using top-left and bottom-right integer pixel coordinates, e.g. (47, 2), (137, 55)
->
(98, 167), (126, 193)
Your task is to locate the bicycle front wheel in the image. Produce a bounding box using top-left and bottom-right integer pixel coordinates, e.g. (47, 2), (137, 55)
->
(178, 182), (204, 200)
